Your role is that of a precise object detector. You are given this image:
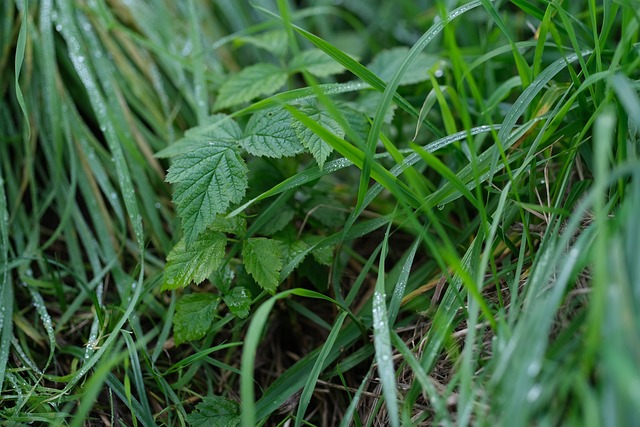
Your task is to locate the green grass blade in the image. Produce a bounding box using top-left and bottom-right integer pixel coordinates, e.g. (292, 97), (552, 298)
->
(294, 311), (348, 426)
(372, 223), (399, 427)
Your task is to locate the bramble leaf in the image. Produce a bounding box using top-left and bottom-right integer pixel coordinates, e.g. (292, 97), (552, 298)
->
(210, 214), (247, 236)
(290, 49), (345, 77)
(367, 47), (437, 85)
(163, 230), (227, 290)
(240, 108), (304, 158)
(166, 142), (248, 245)
(211, 265), (235, 294)
(186, 395), (240, 427)
(214, 63), (287, 110)
(242, 238), (282, 293)
(238, 30), (288, 56)
(292, 106), (344, 169)
(156, 114), (242, 158)
(174, 294), (220, 345)
(223, 287), (251, 319)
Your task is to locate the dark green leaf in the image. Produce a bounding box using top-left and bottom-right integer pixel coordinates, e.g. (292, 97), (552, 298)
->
(242, 238), (283, 293)
(223, 287), (252, 319)
(163, 230), (227, 290)
(186, 395), (240, 427)
(174, 294), (221, 345)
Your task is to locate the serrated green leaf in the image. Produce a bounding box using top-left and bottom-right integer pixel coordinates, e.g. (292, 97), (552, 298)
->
(223, 287), (252, 319)
(292, 106), (344, 169)
(238, 30), (288, 56)
(368, 47), (437, 85)
(174, 294), (221, 345)
(215, 63), (287, 110)
(210, 214), (247, 236)
(156, 114), (242, 158)
(289, 49), (345, 77)
(186, 395), (240, 427)
(279, 239), (310, 273)
(303, 235), (334, 266)
(163, 230), (227, 290)
(240, 108), (304, 158)
(338, 103), (370, 142)
(166, 142), (248, 245)
(211, 265), (235, 294)
(242, 238), (283, 293)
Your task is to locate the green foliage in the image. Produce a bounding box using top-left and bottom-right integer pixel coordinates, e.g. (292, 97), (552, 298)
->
(241, 107), (304, 157)
(165, 141), (248, 245)
(3, 0), (640, 425)
(186, 395), (240, 427)
(162, 230), (227, 290)
(174, 294), (221, 346)
(242, 238), (283, 294)
(214, 63), (288, 110)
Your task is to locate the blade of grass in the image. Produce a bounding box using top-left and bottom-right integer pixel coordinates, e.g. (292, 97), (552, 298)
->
(371, 221), (400, 427)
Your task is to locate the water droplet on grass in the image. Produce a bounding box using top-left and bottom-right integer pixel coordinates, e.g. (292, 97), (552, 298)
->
(527, 384), (542, 402)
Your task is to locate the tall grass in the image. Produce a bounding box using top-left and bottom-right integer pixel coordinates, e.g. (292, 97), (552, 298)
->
(1, 0), (639, 426)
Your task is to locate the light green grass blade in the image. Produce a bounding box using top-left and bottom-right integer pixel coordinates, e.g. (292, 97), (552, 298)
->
(372, 223), (399, 427)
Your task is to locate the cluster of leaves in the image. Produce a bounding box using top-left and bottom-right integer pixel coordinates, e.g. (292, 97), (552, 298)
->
(160, 43), (438, 344)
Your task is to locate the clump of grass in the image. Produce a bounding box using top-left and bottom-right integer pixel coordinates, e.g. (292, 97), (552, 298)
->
(1, 0), (639, 426)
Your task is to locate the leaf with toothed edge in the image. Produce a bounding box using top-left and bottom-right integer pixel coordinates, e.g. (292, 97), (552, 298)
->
(240, 107), (305, 158)
(166, 142), (248, 246)
(242, 238), (283, 293)
(162, 230), (227, 290)
(173, 294), (221, 345)
(214, 63), (288, 110)
(292, 105), (344, 169)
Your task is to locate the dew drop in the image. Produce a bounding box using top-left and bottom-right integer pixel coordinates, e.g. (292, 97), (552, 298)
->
(434, 69), (444, 78)
(527, 361), (541, 377)
(527, 384), (542, 402)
